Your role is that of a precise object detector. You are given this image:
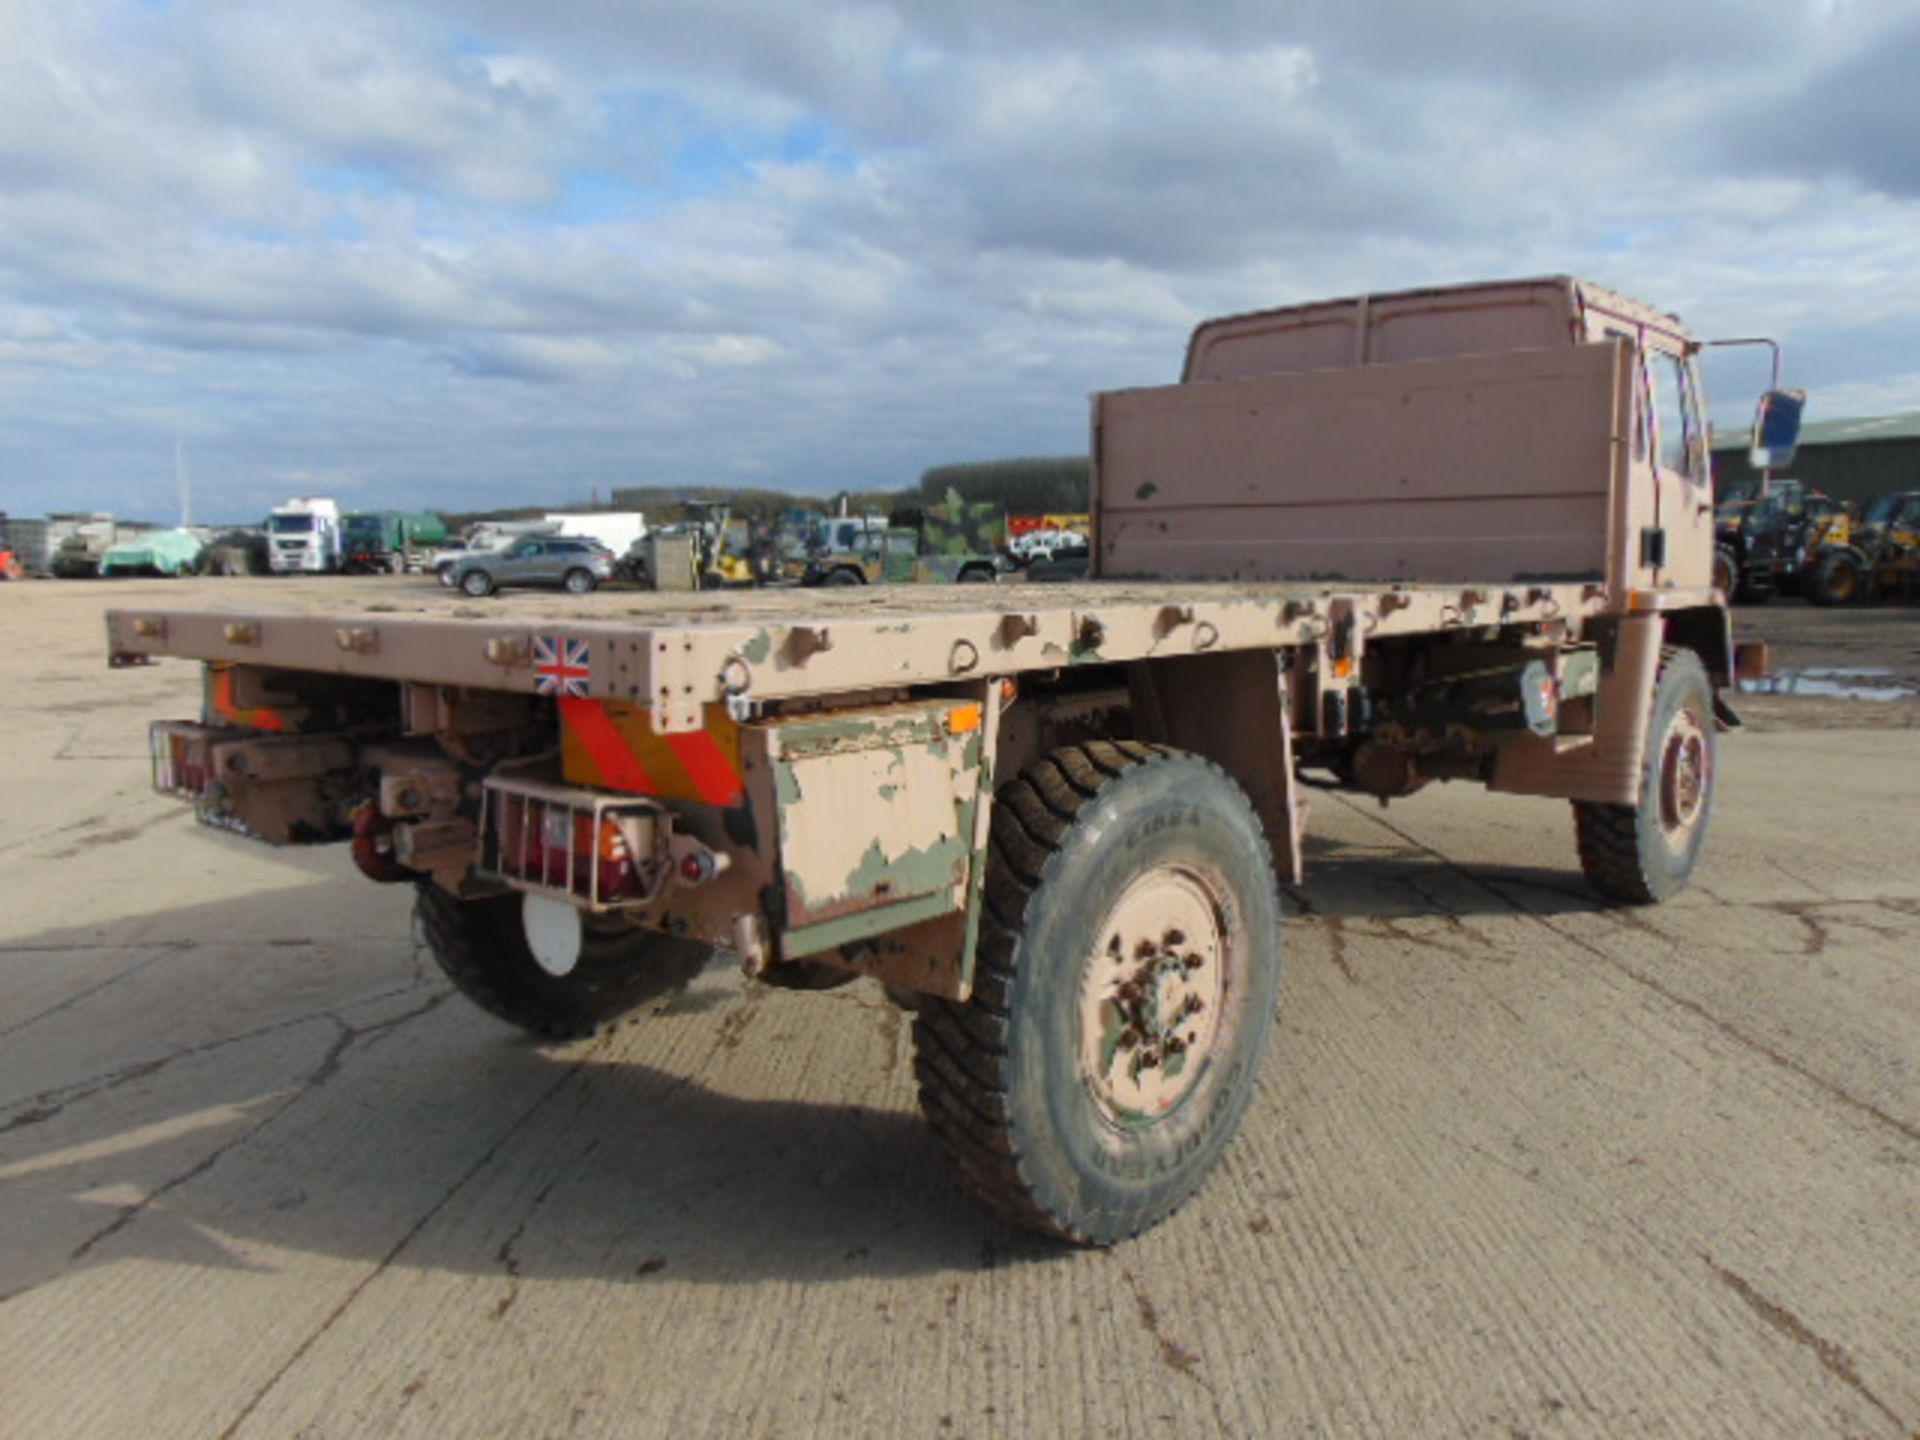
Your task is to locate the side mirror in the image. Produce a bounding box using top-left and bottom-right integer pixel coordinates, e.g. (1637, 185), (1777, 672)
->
(1750, 389), (1806, 470)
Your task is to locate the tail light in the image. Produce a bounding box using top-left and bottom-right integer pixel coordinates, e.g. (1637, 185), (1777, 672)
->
(150, 721), (219, 797)
(480, 776), (668, 909)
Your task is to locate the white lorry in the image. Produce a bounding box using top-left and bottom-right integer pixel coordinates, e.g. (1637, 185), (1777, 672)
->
(266, 497), (342, 575)
(544, 511), (646, 554)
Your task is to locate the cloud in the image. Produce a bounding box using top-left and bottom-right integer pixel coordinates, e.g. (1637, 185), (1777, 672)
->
(2, 0), (1919, 520)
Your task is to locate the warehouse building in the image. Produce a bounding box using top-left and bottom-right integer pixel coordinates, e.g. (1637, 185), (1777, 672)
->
(1713, 409), (1920, 506)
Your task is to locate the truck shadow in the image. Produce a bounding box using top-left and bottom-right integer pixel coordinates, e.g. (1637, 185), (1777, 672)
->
(1292, 833), (1608, 920)
(0, 887), (1072, 1305)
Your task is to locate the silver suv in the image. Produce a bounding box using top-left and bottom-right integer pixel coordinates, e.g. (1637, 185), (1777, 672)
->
(450, 537), (612, 597)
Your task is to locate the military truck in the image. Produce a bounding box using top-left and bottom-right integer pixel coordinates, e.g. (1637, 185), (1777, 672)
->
(804, 495), (1003, 586)
(52, 517), (134, 578)
(109, 277), (1795, 1245)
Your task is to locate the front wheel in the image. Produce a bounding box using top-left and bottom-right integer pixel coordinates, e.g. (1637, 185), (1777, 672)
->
(562, 567), (596, 595)
(415, 887), (713, 1039)
(822, 567), (862, 586)
(1712, 547), (1737, 599)
(460, 569), (494, 598)
(1807, 550), (1865, 607)
(1573, 649), (1715, 904)
(913, 742), (1283, 1244)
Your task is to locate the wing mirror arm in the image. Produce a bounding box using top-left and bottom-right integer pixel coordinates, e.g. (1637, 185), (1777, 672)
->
(1702, 336), (1804, 486)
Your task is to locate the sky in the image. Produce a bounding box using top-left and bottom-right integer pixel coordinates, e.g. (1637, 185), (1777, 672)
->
(2, 0), (1918, 524)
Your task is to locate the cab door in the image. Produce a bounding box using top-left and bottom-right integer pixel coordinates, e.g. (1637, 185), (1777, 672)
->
(1646, 345), (1714, 589)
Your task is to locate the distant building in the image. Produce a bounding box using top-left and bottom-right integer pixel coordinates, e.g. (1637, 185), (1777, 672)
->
(1713, 409), (1920, 506)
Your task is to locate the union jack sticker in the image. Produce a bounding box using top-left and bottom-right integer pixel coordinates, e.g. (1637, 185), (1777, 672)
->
(533, 635), (591, 698)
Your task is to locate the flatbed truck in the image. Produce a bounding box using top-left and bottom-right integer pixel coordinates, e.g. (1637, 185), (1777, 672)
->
(106, 277), (1797, 1243)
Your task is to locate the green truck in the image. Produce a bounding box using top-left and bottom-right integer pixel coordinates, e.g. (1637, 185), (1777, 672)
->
(340, 511), (449, 575)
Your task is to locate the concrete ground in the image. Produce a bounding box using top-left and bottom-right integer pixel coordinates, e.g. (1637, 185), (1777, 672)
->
(2, 577), (1916, 1439)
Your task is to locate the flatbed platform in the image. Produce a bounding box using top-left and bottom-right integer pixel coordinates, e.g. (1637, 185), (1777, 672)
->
(107, 575), (1624, 732)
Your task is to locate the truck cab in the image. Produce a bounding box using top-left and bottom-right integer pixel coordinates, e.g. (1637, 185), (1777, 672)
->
(267, 498), (342, 575)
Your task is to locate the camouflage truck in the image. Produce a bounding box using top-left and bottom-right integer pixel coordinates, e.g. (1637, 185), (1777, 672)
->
(804, 494), (1003, 586)
(109, 277), (1798, 1244)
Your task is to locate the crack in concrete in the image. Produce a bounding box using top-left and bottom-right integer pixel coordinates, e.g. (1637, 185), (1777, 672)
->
(59, 992), (455, 1269)
(491, 1139), (597, 1321)
(0, 947), (183, 1042)
(0, 786), (179, 859)
(212, 1045), (606, 1440)
(1542, 918), (1920, 1148)
(42, 805), (182, 861)
(665, 984), (769, 1097)
(0, 981), (435, 1132)
(1320, 915), (1360, 986)
(1709, 1259), (1903, 1428)
(1321, 793), (1920, 1149)
(1117, 1266), (1235, 1433)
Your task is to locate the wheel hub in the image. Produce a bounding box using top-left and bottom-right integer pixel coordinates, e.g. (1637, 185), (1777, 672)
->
(1658, 709), (1709, 840)
(1080, 868), (1229, 1126)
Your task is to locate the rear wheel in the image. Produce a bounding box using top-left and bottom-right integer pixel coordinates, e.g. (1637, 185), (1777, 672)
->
(460, 569), (494, 598)
(957, 565), (995, 584)
(416, 886), (712, 1039)
(823, 567), (862, 586)
(1573, 650), (1716, 904)
(913, 742), (1283, 1244)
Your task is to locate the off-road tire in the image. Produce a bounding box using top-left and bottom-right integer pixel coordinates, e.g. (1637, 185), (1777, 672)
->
(415, 886), (712, 1039)
(562, 567), (596, 595)
(460, 569), (494, 598)
(1573, 649), (1715, 905)
(1712, 547), (1737, 599)
(912, 741), (1283, 1245)
(823, 567), (862, 586)
(1807, 550), (1864, 607)
(957, 565), (995, 584)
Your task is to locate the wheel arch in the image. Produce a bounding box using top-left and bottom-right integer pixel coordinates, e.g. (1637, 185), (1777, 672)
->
(1121, 652), (1304, 884)
(1661, 604), (1732, 686)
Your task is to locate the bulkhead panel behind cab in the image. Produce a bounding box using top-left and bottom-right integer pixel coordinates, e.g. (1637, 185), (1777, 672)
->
(1094, 339), (1635, 588)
